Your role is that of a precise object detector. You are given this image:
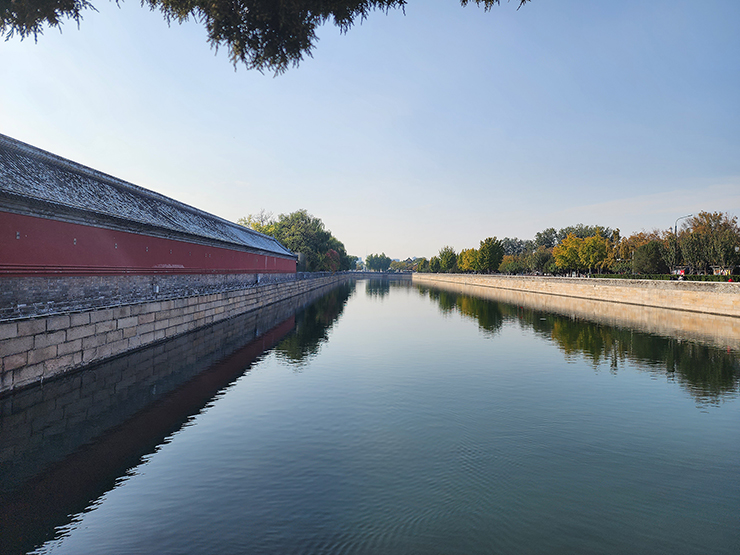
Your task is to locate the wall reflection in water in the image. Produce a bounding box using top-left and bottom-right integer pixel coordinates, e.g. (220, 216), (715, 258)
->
(0, 282), (355, 555)
(418, 284), (740, 406)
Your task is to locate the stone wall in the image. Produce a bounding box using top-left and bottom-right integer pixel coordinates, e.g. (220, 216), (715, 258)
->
(413, 274), (740, 318)
(0, 285), (331, 498)
(413, 275), (740, 351)
(0, 274), (349, 394)
(0, 272), (303, 320)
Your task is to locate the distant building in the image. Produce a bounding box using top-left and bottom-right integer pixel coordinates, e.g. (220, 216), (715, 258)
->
(0, 134), (297, 277)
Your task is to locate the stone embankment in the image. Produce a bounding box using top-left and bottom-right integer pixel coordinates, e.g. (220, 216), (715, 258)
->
(413, 274), (740, 317)
(0, 274), (352, 394)
(412, 274), (740, 350)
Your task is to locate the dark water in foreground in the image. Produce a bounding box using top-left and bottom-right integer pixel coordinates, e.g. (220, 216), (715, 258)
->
(1, 280), (739, 554)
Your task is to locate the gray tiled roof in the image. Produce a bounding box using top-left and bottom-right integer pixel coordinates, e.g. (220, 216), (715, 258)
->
(0, 133), (295, 258)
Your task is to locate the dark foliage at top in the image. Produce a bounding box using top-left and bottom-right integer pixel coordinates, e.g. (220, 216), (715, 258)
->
(2, 0), (530, 73)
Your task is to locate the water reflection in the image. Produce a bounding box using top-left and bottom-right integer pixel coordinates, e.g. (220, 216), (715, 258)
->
(274, 282), (355, 366)
(0, 283), (351, 555)
(365, 278), (391, 299)
(424, 287), (505, 338)
(418, 284), (740, 405)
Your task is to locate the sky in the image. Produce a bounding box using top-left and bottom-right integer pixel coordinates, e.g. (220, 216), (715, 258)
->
(2, 0), (739, 260)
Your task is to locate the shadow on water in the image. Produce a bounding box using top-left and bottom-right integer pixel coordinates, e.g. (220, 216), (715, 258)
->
(416, 284), (740, 406)
(0, 282), (354, 555)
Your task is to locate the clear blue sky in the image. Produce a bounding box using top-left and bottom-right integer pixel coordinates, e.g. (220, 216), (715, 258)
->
(2, 0), (738, 259)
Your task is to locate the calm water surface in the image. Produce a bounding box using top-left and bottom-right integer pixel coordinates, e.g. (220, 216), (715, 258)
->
(2, 280), (739, 554)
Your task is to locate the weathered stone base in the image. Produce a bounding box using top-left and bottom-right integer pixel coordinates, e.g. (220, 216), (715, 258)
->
(0, 274), (349, 394)
(412, 274), (740, 350)
(413, 274), (740, 317)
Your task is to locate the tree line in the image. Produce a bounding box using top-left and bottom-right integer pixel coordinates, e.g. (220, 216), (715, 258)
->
(384, 211), (740, 277)
(239, 209), (357, 272)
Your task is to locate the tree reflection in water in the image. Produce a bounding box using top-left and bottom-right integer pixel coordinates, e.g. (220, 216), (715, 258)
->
(274, 282), (356, 366)
(418, 285), (740, 405)
(365, 279), (391, 299)
(423, 286), (505, 338)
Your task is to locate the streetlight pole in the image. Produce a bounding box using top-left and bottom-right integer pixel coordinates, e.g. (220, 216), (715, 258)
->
(674, 214), (692, 236)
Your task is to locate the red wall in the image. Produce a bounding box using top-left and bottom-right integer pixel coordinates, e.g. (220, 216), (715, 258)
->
(0, 211), (296, 276)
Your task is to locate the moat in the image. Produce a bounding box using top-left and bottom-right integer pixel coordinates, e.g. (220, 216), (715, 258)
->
(1, 279), (738, 554)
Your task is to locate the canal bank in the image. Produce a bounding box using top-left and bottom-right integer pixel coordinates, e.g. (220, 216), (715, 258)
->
(413, 274), (740, 350)
(412, 274), (740, 318)
(0, 274), (357, 395)
(3, 279), (737, 555)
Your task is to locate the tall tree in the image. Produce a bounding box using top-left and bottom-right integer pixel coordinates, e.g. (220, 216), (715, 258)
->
(457, 248), (479, 273)
(499, 254), (527, 274)
(2, 0), (530, 73)
(366, 252), (392, 272)
(534, 228), (557, 249)
(579, 235), (609, 275)
(633, 240), (668, 274)
(529, 245), (553, 273)
(429, 256), (441, 273)
(674, 211), (739, 274)
(438, 246), (458, 273)
(556, 224), (612, 243)
(239, 209), (355, 272)
(415, 257), (430, 272)
(478, 237), (504, 273)
(552, 233), (583, 272)
(501, 237), (532, 255)
(663, 232), (682, 272)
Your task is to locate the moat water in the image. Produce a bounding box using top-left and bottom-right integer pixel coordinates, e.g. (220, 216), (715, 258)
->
(1, 280), (739, 554)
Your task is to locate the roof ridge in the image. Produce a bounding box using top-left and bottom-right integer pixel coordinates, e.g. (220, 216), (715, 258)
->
(0, 133), (295, 258)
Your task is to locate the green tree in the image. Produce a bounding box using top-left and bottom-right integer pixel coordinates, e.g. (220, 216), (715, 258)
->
(457, 248), (479, 273)
(681, 211), (740, 273)
(438, 245), (458, 273)
(712, 228), (740, 270)
(534, 227), (557, 249)
(239, 209), (352, 272)
(414, 257), (430, 272)
(3, 0), (530, 73)
(478, 237), (504, 273)
(528, 245), (553, 273)
(556, 224), (613, 243)
(663, 232), (682, 272)
(501, 237), (532, 255)
(681, 232), (708, 274)
(579, 235), (609, 275)
(237, 209), (274, 234)
(389, 259), (411, 272)
(499, 254), (527, 274)
(366, 252), (392, 271)
(633, 240), (669, 274)
(429, 256), (441, 273)
(552, 233), (583, 272)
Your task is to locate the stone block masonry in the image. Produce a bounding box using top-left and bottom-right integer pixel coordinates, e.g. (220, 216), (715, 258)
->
(413, 274), (740, 318)
(413, 274), (740, 351)
(0, 274), (349, 394)
(0, 286), (321, 496)
(0, 272), (302, 320)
